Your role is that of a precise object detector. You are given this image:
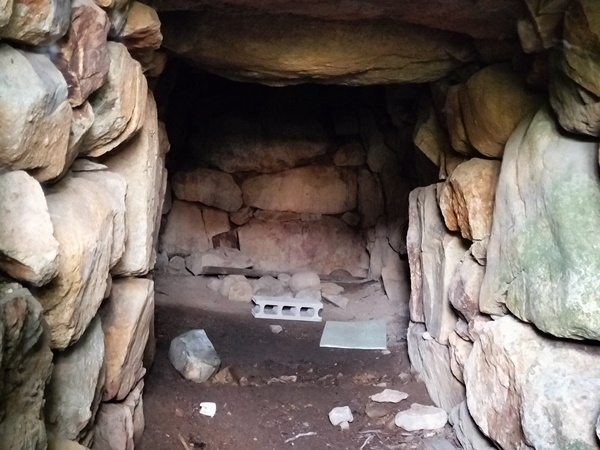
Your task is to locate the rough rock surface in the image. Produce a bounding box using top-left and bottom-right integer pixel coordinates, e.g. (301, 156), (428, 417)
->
(242, 166), (357, 215)
(159, 200), (210, 255)
(0, 283), (53, 450)
(33, 176), (115, 349)
(333, 141), (366, 167)
(480, 107), (600, 339)
(169, 329), (221, 383)
(358, 169), (385, 228)
(407, 322), (465, 413)
(120, 1), (162, 50)
(103, 94), (165, 276)
(395, 404), (448, 431)
(161, 11), (476, 86)
(448, 249), (485, 322)
(45, 317), (105, 443)
(464, 316), (600, 450)
(100, 278), (154, 401)
(439, 158), (501, 240)
(0, 171), (59, 286)
(449, 402), (495, 450)
(0, 0), (69, 44)
(83, 42), (147, 157)
(289, 272), (321, 295)
(52, 0), (110, 106)
(238, 217), (369, 277)
(0, 46), (72, 181)
(171, 168), (242, 212)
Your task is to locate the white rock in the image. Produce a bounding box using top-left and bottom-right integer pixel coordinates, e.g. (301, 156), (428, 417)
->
(0, 171), (59, 286)
(294, 288), (321, 300)
(370, 389), (409, 403)
(253, 276), (284, 296)
(328, 406), (354, 427)
(169, 329), (221, 383)
(270, 325), (283, 334)
(219, 275), (248, 297)
(289, 271), (321, 295)
(228, 281), (253, 302)
(394, 404), (448, 431)
(278, 273), (291, 288)
(381, 262), (409, 303)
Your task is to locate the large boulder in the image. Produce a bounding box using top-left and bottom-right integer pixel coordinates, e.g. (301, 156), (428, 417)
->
(242, 166), (357, 215)
(159, 200), (210, 255)
(480, 107), (600, 340)
(119, 1), (162, 51)
(82, 42), (147, 158)
(438, 158), (501, 241)
(99, 278), (154, 402)
(32, 176), (115, 350)
(45, 317), (105, 444)
(464, 316), (600, 450)
(103, 93), (166, 276)
(406, 185), (467, 344)
(0, 171), (59, 286)
(0, 0), (69, 44)
(161, 11), (476, 85)
(0, 45), (72, 181)
(0, 283), (53, 450)
(51, 0), (110, 106)
(238, 217), (369, 277)
(171, 168), (242, 212)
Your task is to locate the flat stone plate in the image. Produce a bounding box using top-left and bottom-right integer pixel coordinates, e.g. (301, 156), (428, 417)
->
(319, 320), (387, 350)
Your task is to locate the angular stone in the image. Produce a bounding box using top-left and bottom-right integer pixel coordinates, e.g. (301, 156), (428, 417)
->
(381, 262), (409, 303)
(82, 42), (147, 157)
(448, 248), (485, 322)
(449, 402), (496, 450)
(0, 0), (10, 27)
(322, 293), (349, 308)
(457, 64), (543, 158)
(341, 212), (360, 227)
(45, 317), (104, 442)
(357, 169), (384, 228)
(33, 176), (114, 349)
(0, 46), (72, 181)
(0, 283), (53, 450)
(51, 0), (110, 106)
(65, 103), (95, 173)
(333, 141), (366, 166)
(407, 322), (465, 413)
(242, 166), (357, 214)
(480, 107), (600, 339)
(120, 1), (162, 50)
(103, 93), (165, 276)
(289, 271), (321, 295)
(171, 168), (242, 212)
(161, 11), (475, 85)
(169, 329), (221, 383)
(0, 171), (59, 286)
(99, 278), (154, 401)
(370, 389), (409, 403)
(329, 406), (353, 426)
(202, 206), (231, 242)
(239, 217), (368, 277)
(464, 316), (600, 450)
(413, 96), (454, 172)
(253, 276), (284, 296)
(447, 331), (472, 383)
(167, 255), (187, 275)
(159, 200), (210, 256)
(186, 248), (252, 276)
(219, 275), (248, 297)
(406, 185), (466, 344)
(230, 206), (253, 226)
(439, 158), (501, 241)
(395, 404), (448, 431)
(0, 0), (69, 44)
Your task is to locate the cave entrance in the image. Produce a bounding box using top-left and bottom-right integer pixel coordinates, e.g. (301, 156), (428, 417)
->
(141, 59), (440, 449)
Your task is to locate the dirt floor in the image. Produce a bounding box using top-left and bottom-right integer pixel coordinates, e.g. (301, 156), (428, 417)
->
(139, 274), (459, 450)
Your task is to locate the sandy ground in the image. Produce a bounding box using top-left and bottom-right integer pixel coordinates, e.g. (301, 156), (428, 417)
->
(139, 274), (459, 450)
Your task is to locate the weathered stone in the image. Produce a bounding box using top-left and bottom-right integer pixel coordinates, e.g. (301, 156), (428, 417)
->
(230, 206), (253, 226)
(444, 84), (475, 156)
(329, 406), (354, 426)
(253, 276), (284, 296)
(0, 0), (69, 44)
(161, 11), (475, 85)
(413, 96), (454, 173)
(0, 46), (72, 181)
(167, 255), (187, 275)
(228, 281), (253, 302)
(381, 262), (409, 304)
(333, 141), (366, 166)
(186, 248), (252, 276)
(239, 218), (368, 277)
(0, 283), (53, 450)
(45, 317), (104, 443)
(321, 282), (344, 296)
(65, 103), (95, 173)
(357, 169), (384, 228)
(448, 249), (485, 322)
(407, 322), (465, 413)
(0, 171), (59, 286)
(407, 185), (466, 343)
(120, 1), (162, 50)
(341, 212), (360, 227)
(449, 402), (496, 450)
(517, 0), (570, 53)
(322, 293), (349, 308)
(100, 278), (154, 401)
(407, 189), (425, 323)
(171, 168), (242, 212)
(464, 316), (600, 450)
(169, 329), (221, 383)
(0, 0), (11, 27)
(289, 271), (321, 295)
(395, 404), (448, 431)
(480, 107), (600, 339)
(219, 275), (248, 297)
(83, 42), (147, 157)
(33, 176), (114, 349)
(52, 0), (110, 106)
(253, 210), (322, 223)
(439, 158), (501, 240)
(47, 436), (90, 450)
(103, 93), (165, 276)
(242, 166), (356, 215)
(159, 200), (210, 256)
(447, 331), (472, 383)
(202, 207), (231, 242)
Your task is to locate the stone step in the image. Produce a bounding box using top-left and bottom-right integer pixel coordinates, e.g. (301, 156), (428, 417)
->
(251, 295), (323, 322)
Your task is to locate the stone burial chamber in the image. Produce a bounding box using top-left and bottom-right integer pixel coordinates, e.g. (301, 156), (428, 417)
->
(1, 0), (600, 449)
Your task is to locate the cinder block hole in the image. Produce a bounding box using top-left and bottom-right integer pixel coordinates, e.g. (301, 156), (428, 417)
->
(263, 305), (279, 315)
(300, 307), (316, 317)
(282, 306), (298, 316)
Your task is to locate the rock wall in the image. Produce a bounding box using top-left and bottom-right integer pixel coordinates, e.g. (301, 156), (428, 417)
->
(0, 1), (166, 448)
(407, 3), (600, 448)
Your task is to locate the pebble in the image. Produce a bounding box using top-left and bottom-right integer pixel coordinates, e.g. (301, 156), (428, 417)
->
(270, 324), (283, 334)
(370, 389), (409, 403)
(328, 406), (354, 427)
(394, 404), (448, 431)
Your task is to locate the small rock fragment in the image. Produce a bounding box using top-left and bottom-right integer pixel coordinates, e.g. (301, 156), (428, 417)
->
(370, 389), (409, 403)
(199, 402), (216, 417)
(395, 404), (448, 431)
(270, 324), (283, 334)
(366, 402), (392, 419)
(169, 329), (221, 383)
(321, 282), (344, 296)
(322, 293), (349, 308)
(329, 406), (354, 427)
